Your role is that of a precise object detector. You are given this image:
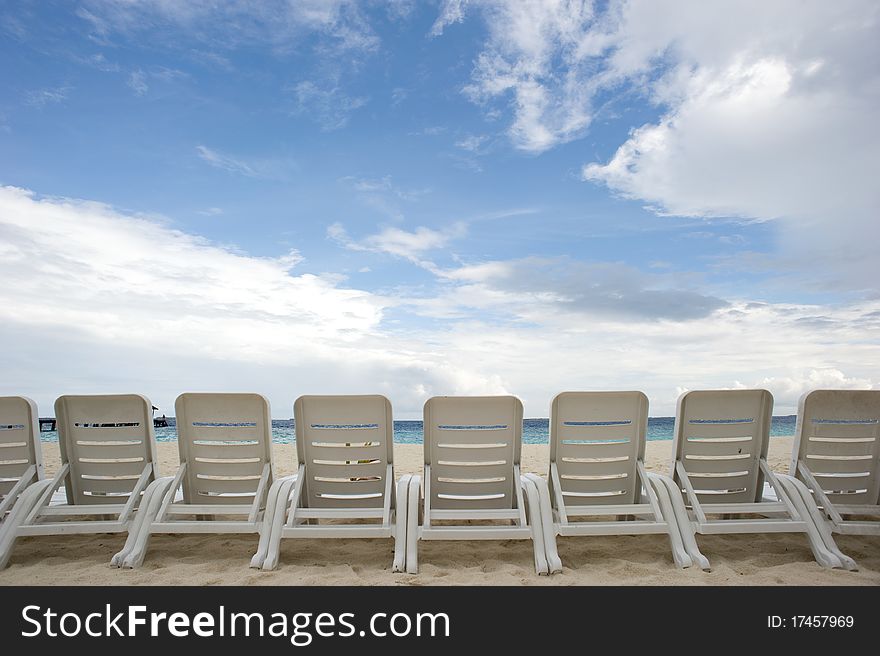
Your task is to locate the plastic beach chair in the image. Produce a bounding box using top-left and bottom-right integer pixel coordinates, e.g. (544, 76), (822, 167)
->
(0, 396), (43, 522)
(790, 389), (880, 537)
(544, 391), (703, 569)
(655, 389), (856, 570)
(112, 392), (275, 568)
(251, 395), (400, 571)
(0, 394), (158, 568)
(399, 395), (560, 575)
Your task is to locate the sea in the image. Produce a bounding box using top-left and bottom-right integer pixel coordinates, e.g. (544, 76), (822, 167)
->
(39, 416), (798, 444)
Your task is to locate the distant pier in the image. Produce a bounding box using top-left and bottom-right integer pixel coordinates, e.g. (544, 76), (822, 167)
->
(38, 417), (169, 431)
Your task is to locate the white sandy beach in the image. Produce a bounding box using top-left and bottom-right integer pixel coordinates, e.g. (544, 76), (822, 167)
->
(1, 437), (877, 586)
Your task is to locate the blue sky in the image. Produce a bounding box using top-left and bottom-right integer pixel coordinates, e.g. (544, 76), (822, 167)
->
(1, 1), (877, 418)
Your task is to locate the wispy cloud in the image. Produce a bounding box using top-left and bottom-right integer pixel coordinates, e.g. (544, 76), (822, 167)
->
(433, 0), (596, 152)
(76, 0), (381, 55)
(290, 81), (368, 130)
(195, 145), (294, 180)
(74, 52), (120, 72)
(430, 0), (468, 36)
(127, 69), (148, 96)
(455, 134), (489, 152)
(328, 221), (466, 271)
(341, 175), (429, 202)
(23, 85), (72, 108)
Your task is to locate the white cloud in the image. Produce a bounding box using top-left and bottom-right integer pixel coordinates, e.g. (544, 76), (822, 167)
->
(436, 0), (598, 152)
(740, 369), (874, 408)
(1, 185), (877, 418)
(328, 221), (466, 270)
(438, 1), (879, 288)
(579, 1), (880, 289)
(0, 185), (484, 416)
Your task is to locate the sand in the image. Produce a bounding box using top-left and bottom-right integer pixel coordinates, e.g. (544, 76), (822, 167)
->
(1, 437), (878, 586)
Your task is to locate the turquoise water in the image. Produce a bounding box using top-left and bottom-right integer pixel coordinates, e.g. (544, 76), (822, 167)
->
(39, 416), (798, 444)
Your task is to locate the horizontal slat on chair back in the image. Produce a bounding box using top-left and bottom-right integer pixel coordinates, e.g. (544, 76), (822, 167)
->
(550, 392), (647, 506)
(176, 393), (272, 506)
(424, 396), (522, 510)
(296, 395), (393, 509)
(0, 396), (42, 500)
(673, 389), (772, 504)
(55, 394), (157, 505)
(794, 390), (880, 507)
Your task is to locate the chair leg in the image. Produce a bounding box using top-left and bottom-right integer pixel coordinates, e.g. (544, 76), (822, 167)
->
(775, 474), (854, 570)
(520, 476), (549, 575)
(650, 473), (710, 571)
(647, 473), (693, 569)
(250, 476), (296, 569)
(405, 475), (420, 574)
(0, 480), (55, 569)
(120, 477), (177, 569)
(110, 476), (168, 567)
(778, 474), (858, 571)
(255, 477), (298, 570)
(523, 473), (562, 573)
(392, 474), (412, 573)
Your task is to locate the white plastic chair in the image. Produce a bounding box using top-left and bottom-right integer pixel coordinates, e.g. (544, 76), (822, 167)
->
(656, 389), (856, 570)
(790, 389), (880, 536)
(400, 395), (560, 575)
(112, 392), (276, 567)
(251, 395), (400, 571)
(0, 396), (43, 522)
(545, 391), (705, 569)
(0, 394), (158, 568)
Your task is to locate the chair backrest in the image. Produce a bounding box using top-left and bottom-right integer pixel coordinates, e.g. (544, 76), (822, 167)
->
(0, 396), (42, 501)
(793, 389), (880, 507)
(550, 391), (648, 506)
(423, 395), (523, 510)
(672, 389), (773, 504)
(175, 393), (273, 506)
(55, 394), (157, 505)
(295, 395), (394, 509)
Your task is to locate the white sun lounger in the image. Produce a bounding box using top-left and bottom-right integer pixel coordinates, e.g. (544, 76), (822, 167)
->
(251, 394), (400, 571)
(655, 389), (856, 570)
(0, 396), (43, 523)
(400, 395), (560, 575)
(112, 392), (275, 568)
(544, 391), (704, 569)
(0, 394), (158, 568)
(790, 389), (880, 537)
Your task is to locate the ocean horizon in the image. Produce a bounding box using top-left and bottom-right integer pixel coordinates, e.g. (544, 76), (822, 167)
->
(38, 415), (798, 444)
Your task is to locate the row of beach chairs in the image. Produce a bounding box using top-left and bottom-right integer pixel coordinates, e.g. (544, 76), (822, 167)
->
(1, 389), (877, 573)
